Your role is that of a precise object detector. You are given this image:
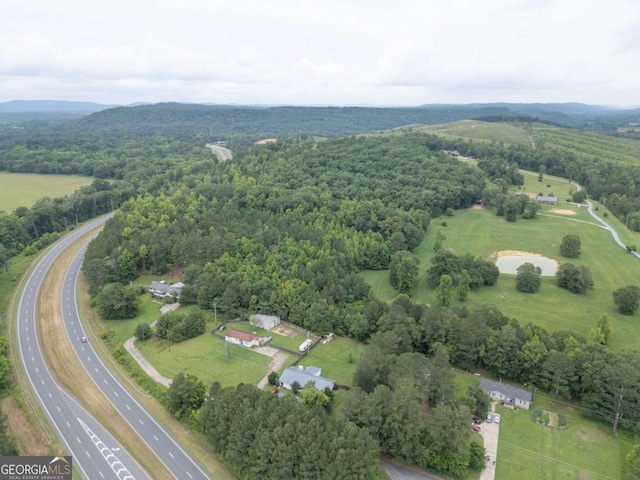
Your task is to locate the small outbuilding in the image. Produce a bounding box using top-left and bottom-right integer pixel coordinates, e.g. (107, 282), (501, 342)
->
(480, 378), (532, 410)
(224, 329), (260, 348)
(250, 314), (280, 330)
(279, 366), (335, 391)
(535, 195), (558, 204)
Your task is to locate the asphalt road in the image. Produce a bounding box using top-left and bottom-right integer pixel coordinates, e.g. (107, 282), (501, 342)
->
(63, 245), (212, 480)
(16, 215), (214, 479)
(16, 216), (150, 480)
(380, 459), (439, 480)
(205, 144), (233, 161)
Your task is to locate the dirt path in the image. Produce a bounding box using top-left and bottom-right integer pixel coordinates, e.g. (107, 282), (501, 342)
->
(256, 350), (289, 389)
(122, 303), (179, 388)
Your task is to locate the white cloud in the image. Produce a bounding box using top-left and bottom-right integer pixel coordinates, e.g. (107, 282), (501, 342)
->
(0, 0), (638, 105)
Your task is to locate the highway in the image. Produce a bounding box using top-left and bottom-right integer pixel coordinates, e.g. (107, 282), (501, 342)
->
(205, 144), (233, 161)
(16, 215), (213, 479)
(63, 245), (212, 480)
(16, 216), (150, 480)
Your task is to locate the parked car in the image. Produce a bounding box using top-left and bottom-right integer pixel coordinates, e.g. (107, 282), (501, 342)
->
(472, 424), (481, 432)
(494, 413), (501, 424)
(486, 413), (492, 423)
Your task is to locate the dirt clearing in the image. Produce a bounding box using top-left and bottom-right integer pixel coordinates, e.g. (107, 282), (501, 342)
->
(493, 250), (542, 258)
(550, 209), (577, 215)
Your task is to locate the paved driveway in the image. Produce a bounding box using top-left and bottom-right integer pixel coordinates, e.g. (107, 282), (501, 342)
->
(380, 459), (439, 480)
(479, 405), (500, 480)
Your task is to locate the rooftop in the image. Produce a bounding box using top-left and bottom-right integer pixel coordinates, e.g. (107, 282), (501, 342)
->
(480, 378), (532, 402)
(225, 329), (259, 342)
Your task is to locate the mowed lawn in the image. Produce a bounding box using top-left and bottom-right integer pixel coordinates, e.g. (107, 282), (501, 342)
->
(297, 337), (367, 386)
(496, 392), (634, 480)
(0, 172), (93, 212)
(136, 329), (273, 388)
(362, 199), (640, 351)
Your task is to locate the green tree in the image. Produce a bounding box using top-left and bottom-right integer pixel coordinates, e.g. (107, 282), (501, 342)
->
(556, 263), (593, 294)
(468, 440), (487, 471)
(116, 248), (137, 283)
(583, 352), (640, 435)
(560, 235), (581, 258)
(456, 269), (471, 301)
(94, 283), (140, 319)
(589, 314), (611, 345)
(522, 200), (541, 219)
(466, 385), (491, 418)
(300, 383), (331, 409)
(0, 337), (12, 394)
(135, 321), (152, 341)
(268, 371), (280, 387)
(624, 443), (640, 480)
(516, 262), (542, 293)
(436, 274), (454, 307)
(613, 286), (640, 315)
(504, 197), (520, 222)
(0, 245), (8, 273)
(426, 343), (456, 407)
(390, 251), (420, 294)
(541, 351), (575, 399)
(167, 373), (205, 419)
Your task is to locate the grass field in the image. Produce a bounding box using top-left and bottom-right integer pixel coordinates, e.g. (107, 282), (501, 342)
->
(136, 328), (274, 388)
(0, 172), (93, 213)
(297, 337), (367, 385)
(496, 391), (634, 479)
(397, 120), (534, 147)
(362, 187), (640, 351)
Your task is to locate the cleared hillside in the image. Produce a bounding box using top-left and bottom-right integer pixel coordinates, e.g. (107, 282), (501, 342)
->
(397, 120), (535, 147)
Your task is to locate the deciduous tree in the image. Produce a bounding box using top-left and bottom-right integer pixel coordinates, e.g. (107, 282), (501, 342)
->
(613, 286), (640, 315)
(516, 262), (542, 293)
(560, 235), (581, 257)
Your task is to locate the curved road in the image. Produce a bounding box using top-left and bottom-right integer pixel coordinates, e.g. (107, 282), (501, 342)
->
(63, 245), (212, 479)
(16, 216), (150, 480)
(17, 215), (213, 479)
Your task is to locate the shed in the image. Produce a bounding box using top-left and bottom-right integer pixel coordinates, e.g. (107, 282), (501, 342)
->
(250, 314), (280, 330)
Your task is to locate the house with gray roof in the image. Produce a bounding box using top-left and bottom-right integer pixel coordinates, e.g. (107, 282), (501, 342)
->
(148, 281), (184, 299)
(480, 378), (532, 410)
(279, 366), (335, 391)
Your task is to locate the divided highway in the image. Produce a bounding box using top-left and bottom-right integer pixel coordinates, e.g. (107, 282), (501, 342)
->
(16, 216), (149, 479)
(16, 215), (213, 479)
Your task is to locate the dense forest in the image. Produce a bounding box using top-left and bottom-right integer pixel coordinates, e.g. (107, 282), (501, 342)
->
(2, 104), (640, 476)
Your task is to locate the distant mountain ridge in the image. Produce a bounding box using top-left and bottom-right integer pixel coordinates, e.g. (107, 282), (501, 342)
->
(0, 100), (118, 113)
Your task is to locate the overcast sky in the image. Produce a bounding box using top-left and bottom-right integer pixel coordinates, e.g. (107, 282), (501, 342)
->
(1, 0), (639, 106)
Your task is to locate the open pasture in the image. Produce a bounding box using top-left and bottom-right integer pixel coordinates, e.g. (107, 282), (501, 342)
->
(364, 200), (640, 351)
(0, 172), (92, 212)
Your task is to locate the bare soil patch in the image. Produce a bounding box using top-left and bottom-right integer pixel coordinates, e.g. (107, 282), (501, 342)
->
(494, 250), (542, 258)
(272, 326), (296, 338)
(550, 208), (577, 215)
(255, 138), (277, 145)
